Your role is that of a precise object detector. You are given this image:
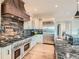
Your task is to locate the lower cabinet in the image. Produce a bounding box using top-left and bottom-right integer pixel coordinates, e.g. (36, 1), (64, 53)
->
(30, 36), (37, 48)
(30, 35), (43, 48)
(1, 45), (12, 59)
(36, 35), (43, 43)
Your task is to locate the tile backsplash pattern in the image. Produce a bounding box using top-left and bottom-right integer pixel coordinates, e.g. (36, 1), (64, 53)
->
(0, 15), (24, 40)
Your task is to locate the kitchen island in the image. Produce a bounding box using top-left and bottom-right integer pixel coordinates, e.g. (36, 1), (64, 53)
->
(54, 39), (79, 59)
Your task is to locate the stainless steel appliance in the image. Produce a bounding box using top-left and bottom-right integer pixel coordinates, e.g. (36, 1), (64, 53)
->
(14, 49), (20, 59)
(24, 43), (30, 51)
(12, 39), (31, 59)
(43, 34), (54, 45)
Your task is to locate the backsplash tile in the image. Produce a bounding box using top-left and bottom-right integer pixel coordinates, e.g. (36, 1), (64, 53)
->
(0, 14), (24, 41)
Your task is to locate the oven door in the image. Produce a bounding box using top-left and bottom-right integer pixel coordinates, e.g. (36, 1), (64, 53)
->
(20, 43), (30, 59)
(24, 43), (30, 52)
(14, 48), (21, 59)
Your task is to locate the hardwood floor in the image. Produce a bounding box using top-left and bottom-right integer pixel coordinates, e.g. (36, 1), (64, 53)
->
(23, 44), (55, 59)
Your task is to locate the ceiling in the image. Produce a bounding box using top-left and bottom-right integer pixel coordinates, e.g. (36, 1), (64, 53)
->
(23, 0), (78, 21)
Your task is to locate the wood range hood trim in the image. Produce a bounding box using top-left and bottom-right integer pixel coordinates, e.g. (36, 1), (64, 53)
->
(2, 13), (24, 21)
(1, 0), (30, 21)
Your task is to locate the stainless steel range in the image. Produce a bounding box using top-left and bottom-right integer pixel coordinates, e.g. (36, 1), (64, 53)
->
(11, 38), (31, 59)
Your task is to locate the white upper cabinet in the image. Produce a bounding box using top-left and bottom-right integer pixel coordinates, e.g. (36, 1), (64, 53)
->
(24, 17), (43, 29)
(32, 17), (43, 29)
(24, 21), (33, 29)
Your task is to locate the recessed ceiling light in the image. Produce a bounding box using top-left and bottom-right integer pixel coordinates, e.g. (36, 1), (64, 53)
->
(72, 17), (74, 19)
(52, 18), (55, 20)
(78, 2), (79, 4)
(55, 5), (58, 8)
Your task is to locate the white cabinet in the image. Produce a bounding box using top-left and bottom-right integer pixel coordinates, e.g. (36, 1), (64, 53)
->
(36, 35), (43, 43)
(1, 45), (12, 59)
(34, 35), (43, 43)
(30, 35), (39, 48)
(30, 36), (37, 48)
(34, 20), (42, 29)
(24, 21), (33, 29)
(30, 35), (43, 48)
(24, 21), (29, 29)
(31, 17), (43, 29)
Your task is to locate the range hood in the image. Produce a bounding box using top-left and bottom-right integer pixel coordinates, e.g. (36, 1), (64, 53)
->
(1, 0), (30, 21)
(74, 11), (79, 18)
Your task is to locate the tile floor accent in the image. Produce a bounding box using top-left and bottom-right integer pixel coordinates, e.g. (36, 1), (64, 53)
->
(23, 44), (55, 59)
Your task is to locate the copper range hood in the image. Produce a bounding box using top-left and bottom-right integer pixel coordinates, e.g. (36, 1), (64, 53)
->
(1, 0), (30, 21)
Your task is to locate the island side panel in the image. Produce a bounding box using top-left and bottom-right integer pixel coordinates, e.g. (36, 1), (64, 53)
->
(1, 45), (12, 59)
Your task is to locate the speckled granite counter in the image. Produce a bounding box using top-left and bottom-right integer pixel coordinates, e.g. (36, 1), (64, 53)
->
(0, 34), (43, 47)
(0, 37), (30, 47)
(54, 39), (79, 59)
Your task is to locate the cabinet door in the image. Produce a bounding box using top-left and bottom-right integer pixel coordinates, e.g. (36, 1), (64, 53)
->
(32, 35), (43, 44)
(30, 36), (36, 48)
(37, 35), (43, 43)
(0, 48), (2, 59)
(2, 45), (11, 59)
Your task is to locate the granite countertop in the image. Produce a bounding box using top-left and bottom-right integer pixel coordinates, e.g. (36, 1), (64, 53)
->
(0, 36), (32, 47)
(0, 34), (43, 47)
(0, 37), (24, 47)
(54, 39), (79, 59)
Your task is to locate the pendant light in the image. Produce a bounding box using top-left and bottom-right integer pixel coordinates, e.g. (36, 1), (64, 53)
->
(75, 0), (79, 18)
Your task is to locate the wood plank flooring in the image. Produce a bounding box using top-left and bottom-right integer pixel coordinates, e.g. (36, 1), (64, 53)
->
(23, 44), (55, 59)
